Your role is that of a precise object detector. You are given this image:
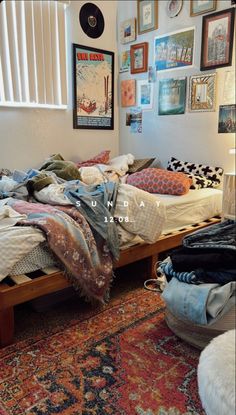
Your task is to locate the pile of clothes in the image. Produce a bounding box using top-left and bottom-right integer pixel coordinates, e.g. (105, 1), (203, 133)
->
(158, 220), (236, 325)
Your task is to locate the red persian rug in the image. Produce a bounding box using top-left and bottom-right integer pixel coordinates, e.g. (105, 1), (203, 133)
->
(0, 289), (204, 415)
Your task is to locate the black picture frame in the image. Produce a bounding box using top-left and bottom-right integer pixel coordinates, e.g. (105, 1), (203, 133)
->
(200, 8), (235, 71)
(73, 44), (114, 130)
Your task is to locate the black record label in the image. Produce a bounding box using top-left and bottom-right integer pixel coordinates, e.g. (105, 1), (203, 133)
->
(79, 3), (105, 39)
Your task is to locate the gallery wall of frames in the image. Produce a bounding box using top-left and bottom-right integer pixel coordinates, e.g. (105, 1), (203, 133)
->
(118, 0), (236, 172)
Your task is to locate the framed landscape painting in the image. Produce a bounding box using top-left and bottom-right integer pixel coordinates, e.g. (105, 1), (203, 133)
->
(137, 0), (158, 34)
(158, 77), (187, 115)
(190, 0), (217, 17)
(73, 44), (114, 130)
(154, 27), (195, 71)
(189, 73), (216, 112)
(200, 8), (235, 71)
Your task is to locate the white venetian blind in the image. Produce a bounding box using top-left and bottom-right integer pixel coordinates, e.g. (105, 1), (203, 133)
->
(0, 0), (68, 108)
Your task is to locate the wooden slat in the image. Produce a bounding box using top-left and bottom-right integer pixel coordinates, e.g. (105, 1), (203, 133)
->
(41, 266), (60, 274)
(10, 274), (32, 284)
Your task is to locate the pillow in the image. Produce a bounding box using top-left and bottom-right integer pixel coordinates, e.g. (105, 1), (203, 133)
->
(127, 168), (192, 195)
(185, 174), (217, 190)
(128, 158), (155, 174)
(76, 150), (110, 168)
(167, 157), (223, 189)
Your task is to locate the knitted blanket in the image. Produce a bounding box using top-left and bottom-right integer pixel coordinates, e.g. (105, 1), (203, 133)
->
(10, 200), (113, 302)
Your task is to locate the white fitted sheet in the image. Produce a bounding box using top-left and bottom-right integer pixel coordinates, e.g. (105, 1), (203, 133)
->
(156, 188), (222, 233)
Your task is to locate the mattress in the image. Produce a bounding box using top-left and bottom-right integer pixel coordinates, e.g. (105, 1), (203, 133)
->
(156, 188), (222, 233)
(9, 188), (222, 273)
(119, 188), (222, 249)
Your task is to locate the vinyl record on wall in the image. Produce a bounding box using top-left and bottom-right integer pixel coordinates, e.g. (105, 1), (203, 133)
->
(79, 2), (105, 39)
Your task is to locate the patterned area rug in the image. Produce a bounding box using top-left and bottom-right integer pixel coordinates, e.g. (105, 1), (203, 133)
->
(0, 288), (204, 415)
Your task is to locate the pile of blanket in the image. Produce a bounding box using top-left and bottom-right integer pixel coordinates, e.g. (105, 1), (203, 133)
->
(0, 153), (166, 302)
(159, 220), (236, 325)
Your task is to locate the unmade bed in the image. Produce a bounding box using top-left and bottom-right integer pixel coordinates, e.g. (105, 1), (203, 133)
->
(0, 188), (222, 347)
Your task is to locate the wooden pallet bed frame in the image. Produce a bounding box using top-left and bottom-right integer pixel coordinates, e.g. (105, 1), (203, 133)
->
(0, 216), (221, 347)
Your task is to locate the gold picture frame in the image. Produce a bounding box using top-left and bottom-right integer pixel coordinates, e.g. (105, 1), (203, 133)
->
(190, 0), (217, 17)
(137, 0), (158, 34)
(189, 73), (216, 112)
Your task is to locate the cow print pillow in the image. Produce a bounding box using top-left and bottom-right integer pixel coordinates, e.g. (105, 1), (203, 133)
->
(167, 157), (223, 189)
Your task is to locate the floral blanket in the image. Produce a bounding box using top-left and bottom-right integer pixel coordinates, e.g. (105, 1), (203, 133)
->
(10, 200), (113, 302)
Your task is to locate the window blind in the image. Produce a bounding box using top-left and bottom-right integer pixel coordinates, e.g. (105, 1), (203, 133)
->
(0, 0), (67, 107)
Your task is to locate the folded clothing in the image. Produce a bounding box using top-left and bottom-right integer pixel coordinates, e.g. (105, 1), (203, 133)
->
(162, 277), (236, 325)
(170, 247), (236, 271)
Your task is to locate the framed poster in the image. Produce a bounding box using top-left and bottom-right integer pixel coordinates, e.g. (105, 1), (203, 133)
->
(200, 8), (235, 71)
(121, 79), (136, 107)
(120, 18), (136, 44)
(119, 50), (130, 73)
(158, 77), (187, 115)
(154, 27), (195, 71)
(166, 0), (183, 18)
(130, 42), (148, 74)
(137, 80), (154, 110)
(137, 0), (158, 34)
(218, 105), (236, 134)
(73, 44), (114, 130)
(190, 0), (217, 17)
(189, 73), (216, 112)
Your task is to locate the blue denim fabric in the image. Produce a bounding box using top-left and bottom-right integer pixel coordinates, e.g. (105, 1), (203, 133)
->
(183, 219), (236, 251)
(65, 181), (120, 260)
(162, 278), (236, 325)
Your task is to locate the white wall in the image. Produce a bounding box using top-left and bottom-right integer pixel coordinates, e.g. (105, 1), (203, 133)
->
(118, 0), (235, 173)
(0, 0), (119, 170)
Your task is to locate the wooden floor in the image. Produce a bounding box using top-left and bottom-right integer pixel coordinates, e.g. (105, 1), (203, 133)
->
(0, 216), (221, 347)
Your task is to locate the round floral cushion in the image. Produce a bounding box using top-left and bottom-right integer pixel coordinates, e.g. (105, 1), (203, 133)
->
(127, 168), (192, 195)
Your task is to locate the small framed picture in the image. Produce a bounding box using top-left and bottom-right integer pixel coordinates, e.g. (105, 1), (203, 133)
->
(137, 0), (158, 34)
(158, 77), (187, 115)
(189, 73), (216, 112)
(201, 8), (235, 71)
(166, 0), (183, 18)
(120, 18), (136, 44)
(130, 42), (148, 74)
(218, 105), (236, 134)
(137, 80), (154, 110)
(121, 79), (136, 107)
(190, 0), (217, 17)
(119, 50), (130, 73)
